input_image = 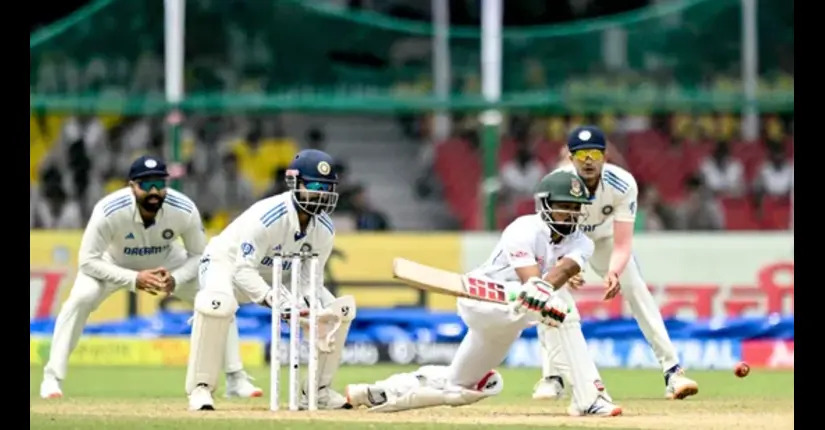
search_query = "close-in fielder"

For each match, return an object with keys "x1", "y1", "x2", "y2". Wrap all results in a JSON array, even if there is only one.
[
  {"x1": 345, "y1": 170, "x2": 622, "y2": 417},
  {"x1": 533, "y1": 126, "x2": 698, "y2": 401},
  {"x1": 40, "y1": 156, "x2": 261, "y2": 399},
  {"x1": 186, "y1": 149, "x2": 356, "y2": 411}
]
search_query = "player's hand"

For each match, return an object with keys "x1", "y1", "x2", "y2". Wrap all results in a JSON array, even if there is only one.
[
  {"x1": 603, "y1": 272, "x2": 621, "y2": 300},
  {"x1": 153, "y1": 268, "x2": 176, "y2": 295},
  {"x1": 136, "y1": 269, "x2": 166, "y2": 295},
  {"x1": 510, "y1": 277, "x2": 561, "y2": 324},
  {"x1": 568, "y1": 273, "x2": 585, "y2": 290},
  {"x1": 539, "y1": 295, "x2": 567, "y2": 327}
]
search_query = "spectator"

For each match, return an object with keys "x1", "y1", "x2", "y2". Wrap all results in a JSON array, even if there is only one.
[
  {"x1": 675, "y1": 175, "x2": 725, "y2": 230},
  {"x1": 350, "y1": 185, "x2": 390, "y2": 231},
  {"x1": 753, "y1": 141, "x2": 793, "y2": 198},
  {"x1": 635, "y1": 183, "x2": 677, "y2": 231},
  {"x1": 231, "y1": 117, "x2": 298, "y2": 194},
  {"x1": 32, "y1": 166, "x2": 83, "y2": 229},
  {"x1": 698, "y1": 140, "x2": 745, "y2": 196},
  {"x1": 499, "y1": 144, "x2": 546, "y2": 200},
  {"x1": 330, "y1": 161, "x2": 361, "y2": 213},
  {"x1": 261, "y1": 167, "x2": 290, "y2": 199},
  {"x1": 202, "y1": 152, "x2": 256, "y2": 221}
]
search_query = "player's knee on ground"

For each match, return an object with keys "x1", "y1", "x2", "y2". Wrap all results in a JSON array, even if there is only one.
[
  {"x1": 185, "y1": 290, "x2": 238, "y2": 394},
  {"x1": 368, "y1": 368, "x2": 504, "y2": 413}
]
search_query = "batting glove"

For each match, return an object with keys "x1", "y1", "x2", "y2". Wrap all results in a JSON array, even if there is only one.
[{"x1": 509, "y1": 277, "x2": 566, "y2": 327}]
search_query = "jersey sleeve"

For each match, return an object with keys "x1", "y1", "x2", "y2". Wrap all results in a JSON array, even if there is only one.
[
  {"x1": 500, "y1": 219, "x2": 538, "y2": 269},
  {"x1": 170, "y1": 207, "x2": 207, "y2": 287},
  {"x1": 562, "y1": 233, "x2": 595, "y2": 271},
  {"x1": 231, "y1": 216, "x2": 275, "y2": 304},
  {"x1": 77, "y1": 206, "x2": 139, "y2": 289},
  {"x1": 613, "y1": 172, "x2": 639, "y2": 223}
]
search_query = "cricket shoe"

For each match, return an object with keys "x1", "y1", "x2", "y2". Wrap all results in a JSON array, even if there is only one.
[
  {"x1": 40, "y1": 376, "x2": 63, "y2": 399},
  {"x1": 532, "y1": 376, "x2": 565, "y2": 400},
  {"x1": 299, "y1": 384, "x2": 353, "y2": 410},
  {"x1": 346, "y1": 384, "x2": 388, "y2": 408},
  {"x1": 665, "y1": 367, "x2": 699, "y2": 400},
  {"x1": 224, "y1": 370, "x2": 263, "y2": 398},
  {"x1": 189, "y1": 384, "x2": 215, "y2": 411},
  {"x1": 567, "y1": 395, "x2": 622, "y2": 417}
]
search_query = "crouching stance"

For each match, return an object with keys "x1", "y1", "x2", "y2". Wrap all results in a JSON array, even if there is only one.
[
  {"x1": 346, "y1": 171, "x2": 621, "y2": 417},
  {"x1": 186, "y1": 149, "x2": 355, "y2": 411}
]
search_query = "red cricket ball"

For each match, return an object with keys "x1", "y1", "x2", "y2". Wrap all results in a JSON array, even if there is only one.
[{"x1": 734, "y1": 361, "x2": 750, "y2": 378}]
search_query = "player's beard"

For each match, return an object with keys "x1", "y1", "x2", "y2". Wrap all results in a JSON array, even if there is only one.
[
  {"x1": 551, "y1": 223, "x2": 575, "y2": 236},
  {"x1": 139, "y1": 194, "x2": 165, "y2": 213}
]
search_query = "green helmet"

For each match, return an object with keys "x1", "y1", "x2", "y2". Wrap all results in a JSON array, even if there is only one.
[{"x1": 533, "y1": 171, "x2": 590, "y2": 236}]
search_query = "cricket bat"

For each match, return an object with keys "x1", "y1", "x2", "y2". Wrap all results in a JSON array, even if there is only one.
[{"x1": 392, "y1": 257, "x2": 508, "y2": 304}]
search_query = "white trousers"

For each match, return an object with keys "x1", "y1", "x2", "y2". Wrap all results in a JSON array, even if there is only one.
[
  {"x1": 447, "y1": 272, "x2": 606, "y2": 410},
  {"x1": 540, "y1": 236, "x2": 680, "y2": 376},
  {"x1": 44, "y1": 249, "x2": 247, "y2": 381}
]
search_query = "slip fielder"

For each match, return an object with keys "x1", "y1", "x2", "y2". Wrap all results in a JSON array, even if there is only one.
[{"x1": 39, "y1": 156, "x2": 261, "y2": 399}]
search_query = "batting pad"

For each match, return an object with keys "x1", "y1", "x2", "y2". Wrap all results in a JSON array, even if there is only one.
[
  {"x1": 185, "y1": 290, "x2": 239, "y2": 394},
  {"x1": 556, "y1": 318, "x2": 606, "y2": 412}
]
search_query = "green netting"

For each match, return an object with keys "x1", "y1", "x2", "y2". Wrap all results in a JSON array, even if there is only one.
[{"x1": 30, "y1": 0, "x2": 793, "y2": 114}]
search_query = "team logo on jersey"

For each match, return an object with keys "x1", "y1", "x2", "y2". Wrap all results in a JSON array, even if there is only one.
[
  {"x1": 162, "y1": 229, "x2": 175, "y2": 239},
  {"x1": 300, "y1": 243, "x2": 313, "y2": 253},
  {"x1": 570, "y1": 179, "x2": 583, "y2": 197},
  {"x1": 629, "y1": 201, "x2": 637, "y2": 215},
  {"x1": 317, "y1": 161, "x2": 331, "y2": 175},
  {"x1": 602, "y1": 205, "x2": 614, "y2": 215},
  {"x1": 241, "y1": 242, "x2": 255, "y2": 257}
]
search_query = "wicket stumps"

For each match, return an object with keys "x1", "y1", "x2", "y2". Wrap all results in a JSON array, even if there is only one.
[{"x1": 269, "y1": 251, "x2": 320, "y2": 412}]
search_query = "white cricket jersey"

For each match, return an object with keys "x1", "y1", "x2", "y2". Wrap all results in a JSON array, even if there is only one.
[
  {"x1": 472, "y1": 214, "x2": 594, "y2": 285},
  {"x1": 203, "y1": 191, "x2": 335, "y2": 304},
  {"x1": 555, "y1": 163, "x2": 639, "y2": 241},
  {"x1": 78, "y1": 187, "x2": 207, "y2": 291}
]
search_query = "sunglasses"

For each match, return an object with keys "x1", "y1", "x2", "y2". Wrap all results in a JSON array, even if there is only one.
[
  {"x1": 305, "y1": 181, "x2": 334, "y2": 192},
  {"x1": 136, "y1": 179, "x2": 167, "y2": 192},
  {"x1": 572, "y1": 149, "x2": 605, "y2": 162}
]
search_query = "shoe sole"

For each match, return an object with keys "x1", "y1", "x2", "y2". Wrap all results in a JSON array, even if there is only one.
[
  {"x1": 671, "y1": 384, "x2": 699, "y2": 400},
  {"x1": 568, "y1": 406, "x2": 622, "y2": 417}
]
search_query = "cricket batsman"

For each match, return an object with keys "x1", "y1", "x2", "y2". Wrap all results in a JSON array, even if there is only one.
[
  {"x1": 39, "y1": 156, "x2": 262, "y2": 399},
  {"x1": 345, "y1": 170, "x2": 622, "y2": 417},
  {"x1": 532, "y1": 126, "x2": 699, "y2": 400},
  {"x1": 186, "y1": 149, "x2": 355, "y2": 411}
]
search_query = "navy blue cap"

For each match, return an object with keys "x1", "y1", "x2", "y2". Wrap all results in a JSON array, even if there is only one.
[
  {"x1": 128, "y1": 155, "x2": 169, "y2": 180},
  {"x1": 567, "y1": 125, "x2": 607, "y2": 152}
]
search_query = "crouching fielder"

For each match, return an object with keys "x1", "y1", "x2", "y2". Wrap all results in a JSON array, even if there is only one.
[
  {"x1": 187, "y1": 149, "x2": 355, "y2": 411},
  {"x1": 40, "y1": 156, "x2": 260, "y2": 399},
  {"x1": 534, "y1": 126, "x2": 698, "y2": 401},
  {"x1": 346, "y1": 171, "x2": 621, "y2": 417}
]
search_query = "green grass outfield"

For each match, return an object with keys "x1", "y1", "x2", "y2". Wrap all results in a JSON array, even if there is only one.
[{"x1": 30, "y1": 365, "x2": 793, "y2": 430}]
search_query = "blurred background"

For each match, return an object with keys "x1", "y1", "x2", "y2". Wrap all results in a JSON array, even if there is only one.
[{"x1": 30, "y1": 0, "x2": 793, "y2": 371}]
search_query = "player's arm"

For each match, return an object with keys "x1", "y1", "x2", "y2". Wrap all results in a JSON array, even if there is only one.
[
  {"x1": 609, "y1": 176, "x2": 639, "y2": 278},
  {"x1": 231, "y1": 220, "x2": 276, "y2": 306},
  {"x1": 604, "y1": 174, "x2": 639, "y2": 299},
  {"x1": 78, "y1": 207, "x2": 141, "y2": 290},
  {"x1": 169, "y1": 207, "x2": 208, "y2": 290}
]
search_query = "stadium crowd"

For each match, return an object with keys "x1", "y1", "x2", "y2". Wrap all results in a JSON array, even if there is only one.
[{"x1": 31, "y1": 111, "x2": 792, "y2": 233}]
